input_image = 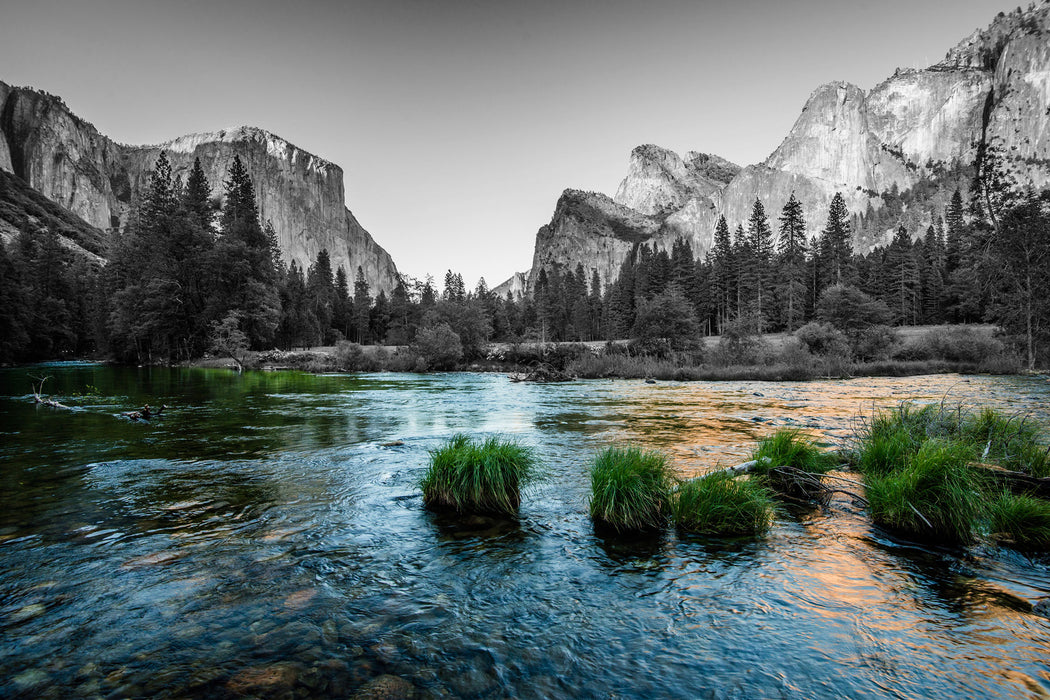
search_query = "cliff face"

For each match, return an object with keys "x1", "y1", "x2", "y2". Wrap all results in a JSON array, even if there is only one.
[
  {"x1": 529, "y1": 189, "x2": 662, "y2": 293},
  {"x1": 0, "y1": 83, "x2": 400, "y2": 293},
  {"x1": 524, "y1": 1, "x2": 1050, "y2": 291}
]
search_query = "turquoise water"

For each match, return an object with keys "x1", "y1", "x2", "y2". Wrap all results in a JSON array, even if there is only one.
[{"x1": 2, "y1": 365, "x2": 1049, "y2": 698}]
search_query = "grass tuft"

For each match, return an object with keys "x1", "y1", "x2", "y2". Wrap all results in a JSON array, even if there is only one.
[
  {"x1": 420, "y1": 434, "x2": 539, "y2": 515},
  {"x1": 589, "y1": 446, "x2": 676, "y2": 532},
  {"x1": 989, "y1": 491, "x2": 1050, "y2": 549},
  {"x1": 673, "y1": 474, "x2": 774, "y2": 536},
  {"x1": 752, "y1": 429, "x2": 836, "y2": 498},
  {"x1": 865, "y1": 440, "x2": 986, "y2": 544}
]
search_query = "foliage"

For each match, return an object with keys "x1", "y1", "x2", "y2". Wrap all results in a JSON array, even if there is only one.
[
  {"x1": 411, "y1": 320, "x2": 463, "y2": 370},
  {"x1": 892, "y1": 326, "x2": 1005, "y2": 363},
  {"x1": 631, "y1": 284, "x2": 700, "y2": 356},
  {"x1": 794, "y1": 322, "x2": 850, "y2": 358},
  {"x1": 751, "y1": 429, "x2": 836, "y2": 498},
  {"x1": 672, "y1": 474, "x2": 774, "y2": 536},
  {"x1": 988, "y1": 492, "x2": 1050, "y2": 549},
  {"x1": 865, "y1": 439, "x2": 987, "y2": 544},
  {"x1": 420, "y1": 434, "x2": 539, "y2": 515},
  {"x1": 853, "y1": 402, "x2": 1050, "y2": 546},
  {"x1": 589, "y1": 446, "x2": 676, "y2": 532}
]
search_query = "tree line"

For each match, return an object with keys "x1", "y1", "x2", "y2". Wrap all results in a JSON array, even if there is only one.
[{"x1": 0, "y1": 148, "x2": 1047, "y2": 368}]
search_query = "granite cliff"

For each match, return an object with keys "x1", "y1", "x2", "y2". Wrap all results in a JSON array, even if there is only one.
[
  {"x1": 523, "y1": 1, "x2": 1050, "y2": 293},
  {"x1": 0, "y1": 83, "x2": 400, "y2": 293}
]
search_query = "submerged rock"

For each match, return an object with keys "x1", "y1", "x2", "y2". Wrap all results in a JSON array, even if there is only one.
[{"x1": 352, "y1": 674, "x2": 416, "y2": 700}]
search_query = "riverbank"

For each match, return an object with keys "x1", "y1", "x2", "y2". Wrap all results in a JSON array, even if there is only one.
[{"x1": 189, "y1": 324, "x2": 1035, "y2": 381}]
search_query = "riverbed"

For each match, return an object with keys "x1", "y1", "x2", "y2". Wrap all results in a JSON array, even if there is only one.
[{"x1": 2, "y1": 365, "x2": 1049, "y2": 698}]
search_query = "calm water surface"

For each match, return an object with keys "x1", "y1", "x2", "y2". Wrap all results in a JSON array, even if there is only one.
[{"x1": 2, "y1": 365, "x2": 1050, "y2": 698}]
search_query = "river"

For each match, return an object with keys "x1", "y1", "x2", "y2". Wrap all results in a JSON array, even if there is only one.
[{"x1": 2, "y1": 365, "x2": 1049, "y2": 698}]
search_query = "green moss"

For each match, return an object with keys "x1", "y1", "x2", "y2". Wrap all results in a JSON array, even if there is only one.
[
  {"x1": 589, "y1": 446, "x2": 675, "y2": 532},
  {"x1": 673, "y1": 474, "x2": 774, "y2": 536},
  {"x1": 420, "y1": 434, "x2": 539, "y2": 515}
]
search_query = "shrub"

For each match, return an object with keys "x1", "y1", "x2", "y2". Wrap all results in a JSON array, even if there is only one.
[
  {"x1": 673, "y1": 474, "x2": 774, "y2": 536},
  {"x1": 894, "y1": 327, "x2": 1005, "y2": 364},
  {"x1": 411, "y1": 322, "x2": 463, "y2": 370},
  {"x1": 420, "y1": 435, "x2": 539, "y2": 515},
  {"x1": 334, "y1": 340, "x2": 366, "y2": 370},
  {"x1": 631, "y1": 285, "x2": 701, "y2": 355},
  {"x1": 589, "y1": 446, "x2": 676, "y2": 532},
  {"x1": 795, "y1": 322, "x2": 850, "y2": 358},
  {"x1": 711, "y1": 314, "x2": 768, "y2": 366},
  {"x1": 852, "y1": 325, "x2": 897, "y2": 361}
]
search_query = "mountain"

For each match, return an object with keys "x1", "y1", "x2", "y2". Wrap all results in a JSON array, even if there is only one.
[
  {"x1": 0, "y1": 81, "x2": 400, "y2": 293},
  {"x1": 522, "y1": 1, "x2": 1050, "y2": 293}
]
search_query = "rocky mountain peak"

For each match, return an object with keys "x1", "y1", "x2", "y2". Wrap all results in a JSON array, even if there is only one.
[
  {"x1": 614, "y1": 144, "x2": 739, "y2": 217},
  {"x1": 0, "y1": 83, "x2": 401, "y2": 293},
  {"x1": 938, "y1": 1, "x2": 1050, "y2": 70}
]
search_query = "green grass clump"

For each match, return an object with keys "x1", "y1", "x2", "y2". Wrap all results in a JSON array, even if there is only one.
[
  {"x1": 865, "y1": 440, "x2": 986, "y2": 544},
  {"x1": 420, "y1": 434, "x2": 538, "y2": 515},
  {"x1": 751, "y1": 429, "x2": 836, "y2": 498},
  {"x1": 989, "y1": 491, "x2": 1050, "y2": 549},
  {"x1": 589, "y1": 446, "x2": 675, "y2": 532},
  {"x1": 673, "y1": 474, "x2": 774, "y2": 536},
  {"x1": 854, "y1": 402, "x2": 1049, "y2": 478}
]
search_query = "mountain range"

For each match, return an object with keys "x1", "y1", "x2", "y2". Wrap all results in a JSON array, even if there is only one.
[
  {"x1": 497, "y1": 1, "x2": 1050, "y2": 298},
  {"x1": 0, "y1": 83, "x2": 400, "y2": 293}
]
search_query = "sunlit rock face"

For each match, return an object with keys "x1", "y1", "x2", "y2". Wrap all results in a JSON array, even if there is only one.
[
  {"x1": 493, "y1": 271, "x2": 529, "y2": 301},
  {"x1": 524, "y1": 1, "x2": 1050, "y2": 291},
  {"x1": 125, "y1": 127, "x2": 399, "y2": 293},
  {"x1": 529, "y1": 189, "x2": 663, "y2": 293},
  {"x1": 0, "y1": 83, "x2": 400, "y2": 293}
]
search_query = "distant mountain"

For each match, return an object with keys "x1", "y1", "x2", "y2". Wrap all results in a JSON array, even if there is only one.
[
  {"x1": 521, "y1": 1, "x2": 1050, "y2": 293},
  {"x1": 0, "y1": 82, "x2": 400, "y2": 292}
]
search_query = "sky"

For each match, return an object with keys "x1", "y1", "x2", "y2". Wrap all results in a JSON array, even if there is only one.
[{"x1": 0, "y1": 0, "x2": 1013, "y2": 288}]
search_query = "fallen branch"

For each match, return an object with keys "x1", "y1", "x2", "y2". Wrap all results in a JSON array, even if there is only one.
[
  {"x1": 29, "y1": 374, "x2": 71, "y2": 410},
  {"x1": 973, "y1": 464, "x2": 1050, "y2": 499}
]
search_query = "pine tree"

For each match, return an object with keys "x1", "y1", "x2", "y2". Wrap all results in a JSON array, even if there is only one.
[
  {"x1": 182, "y1": 157, "x2": 213, "y2": 231},
  {"x1": 353, "y1": 267, "x2": 372, "y2": 344},
  {"x1": 709, "y1": 215, "x2": 733, "y2": 332},
  {"x1": 776, "y1": 193, "x2": 807, "y2": 331},
  {"x1": 820, "y1": 192, "x2": 853, "y2": 288},
  {"x1": 745, "y1": 199, "x2": 774, "y2": 328}
]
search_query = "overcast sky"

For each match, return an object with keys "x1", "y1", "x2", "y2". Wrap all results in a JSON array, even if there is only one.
[{"x1": 0, "y1": 0, "x2": 1010, "y2": 287}]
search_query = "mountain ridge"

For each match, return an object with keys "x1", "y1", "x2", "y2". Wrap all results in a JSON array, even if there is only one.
[
  {"x1": 0, "y1": 82, "x2": 400, "y2": 293},
  {"x1": 514, "y1": 1, "x2": 1050, "y2": 295}
]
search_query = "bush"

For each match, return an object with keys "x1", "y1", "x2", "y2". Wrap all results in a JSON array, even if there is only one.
[
  {"x1": 420, "y1": 435, "x2": 539, "y2": 515},
  {"x1": 411, "y1": 322, "x2": 463, "y2": 370},
  {"x1": 334, "y1": 340, "x2": 366, "y2": 370},
  {"x1": 673, "y1": 474, "x2": 774, "y2": 536},
  {"x1": 711, "y1": 314, "x2": 767, "y2": 366},
  {"x1": 631, "y1": 285, "x2": 701, "y2": 356},
  {"x1": 893, "y1": 327, "x2": 1005, "y2": 364},
  {"x1": 794, "y1": 322, "x2": 850, "y2": 358},
  {"x1": 589, "y1": 446, "x2": 676, "y2": 532},
  {"x1": 852, "y1": 325, "x2": 897, "y2": 361}
]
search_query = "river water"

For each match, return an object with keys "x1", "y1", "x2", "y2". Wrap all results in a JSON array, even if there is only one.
[{"x1": 2, "y1": 365, "x2": 1050, "y2": 698}]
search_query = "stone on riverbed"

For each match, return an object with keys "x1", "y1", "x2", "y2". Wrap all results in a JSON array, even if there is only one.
[{"x1": 352, "y1": 673, "x2": 416, "y2": 699}]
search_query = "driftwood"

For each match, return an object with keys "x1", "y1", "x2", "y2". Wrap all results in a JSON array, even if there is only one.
[
  {"x1": 122, "y1": 404, "x2": 168, "y2": 422},
  {"x1": 509, "y1": 363, "x2": 573, "y2": 383},
  {"x1": 695, "y1": 457, "x2": 868, "y2": 504},
  {"x1": 30, "y1": 375, "x2": 71, "y2": 410},
  {"x1": 974, "y1": 464, "x2": 1050, "y2": 499}
]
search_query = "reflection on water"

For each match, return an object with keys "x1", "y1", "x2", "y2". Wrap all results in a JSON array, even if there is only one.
[{"x1": 1, "y1": 365, "x2": 1050, "y2": 698}]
